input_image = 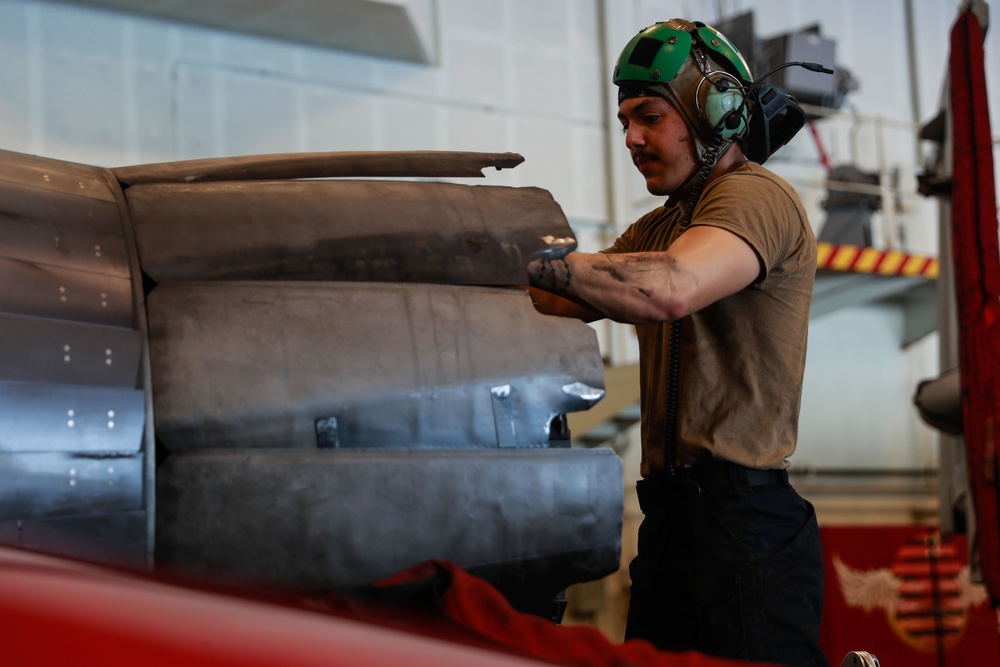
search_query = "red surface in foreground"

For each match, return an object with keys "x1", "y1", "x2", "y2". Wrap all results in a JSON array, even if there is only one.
[
  {"x1": 0, "y1": 547, "x2": 778, "y2": 667},
  {"x1": 0, "y1": 548, "x2": 544, "y2": 667}
]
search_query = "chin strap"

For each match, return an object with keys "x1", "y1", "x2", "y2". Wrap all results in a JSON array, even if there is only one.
[{"x1": 674, "y1": 135, "x2": 725, "y2": 228}]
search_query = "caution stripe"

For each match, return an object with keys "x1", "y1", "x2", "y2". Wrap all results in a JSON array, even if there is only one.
[{"x1": 816, "y1": 242, "x2": 939, "y2": 279}]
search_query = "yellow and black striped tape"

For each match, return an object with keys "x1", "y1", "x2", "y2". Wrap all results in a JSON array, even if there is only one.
[{"x1": 817, "y1": 242, "x2": 939, "y2": 279}]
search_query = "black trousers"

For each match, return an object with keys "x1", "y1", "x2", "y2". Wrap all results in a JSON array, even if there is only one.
[{"x1": 625, "y1": 463, "x2": 830, "y2": 667}]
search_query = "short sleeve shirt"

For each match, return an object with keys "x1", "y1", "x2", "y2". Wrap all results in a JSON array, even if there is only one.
[{"x1": 605, "y1": 161, "x2": 816, "y2": 475}]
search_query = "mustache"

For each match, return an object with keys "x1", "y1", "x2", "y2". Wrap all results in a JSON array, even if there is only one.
[{"x1": 631, "y1": 150, "x2": 657, "y2": 164}]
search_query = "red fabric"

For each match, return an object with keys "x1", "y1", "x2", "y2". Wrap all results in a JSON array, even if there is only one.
[
  {"x1": 949, "y1": 9, "x2": 1000, "y2": 605},
  {"x1": 820, "y1": 526, "x2": 1000, "y2": 665},
  {"x1": 375, "y1": 560, "x2": 780, "y2": 667}
]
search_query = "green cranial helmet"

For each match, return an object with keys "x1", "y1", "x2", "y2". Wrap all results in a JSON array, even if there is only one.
[{"x1": 614, "y1": 19, "x2": 753, "y2": 156}]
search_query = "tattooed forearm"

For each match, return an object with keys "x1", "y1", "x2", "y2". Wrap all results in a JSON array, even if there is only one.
[{"x1": 529, "y1": 257, "x2": 573, "y2": 294}]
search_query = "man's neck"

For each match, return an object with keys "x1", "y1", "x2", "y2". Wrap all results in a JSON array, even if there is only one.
[
  {"x1": 705, "y1": 142, "x2": 748, "y2": 187},
  {"x1": 669, "y1": 142, "x2": 748, "y2": 209}
]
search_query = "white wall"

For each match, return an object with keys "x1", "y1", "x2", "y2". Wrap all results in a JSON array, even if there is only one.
[{"x1": 1, "y1": 0, "x2": 997, "y2": 475}]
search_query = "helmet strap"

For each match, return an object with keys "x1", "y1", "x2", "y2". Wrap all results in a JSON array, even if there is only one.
[{"x1": 676, "y1": 135, "x2": 726, "y2": 228}]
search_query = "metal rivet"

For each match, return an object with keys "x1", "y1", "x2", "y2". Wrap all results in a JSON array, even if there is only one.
[
  {"x1": 712, "y1": 39, "x2": 721, "y2": 47},
  {"x1": 108, "y1": 421, "x2": 115, "y2": 429},
  {"x1": 69, "y1": 479, "x2": 76, "y2": 487},
  {"x1": 650, "y1": 69, "x2": 660, "y2": 80},
  {"x1": 668, "y1": 36, "x2": 678, "y2": 44}
]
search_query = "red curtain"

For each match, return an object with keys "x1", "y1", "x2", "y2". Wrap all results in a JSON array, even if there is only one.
[{"x1": 950, "y1": 8, "x2": 1000, "y2": 605}]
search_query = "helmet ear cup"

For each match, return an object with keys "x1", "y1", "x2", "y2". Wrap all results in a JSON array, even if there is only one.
[{"x1": 703, "y1": 79, "x2": 746, "y2": 140}]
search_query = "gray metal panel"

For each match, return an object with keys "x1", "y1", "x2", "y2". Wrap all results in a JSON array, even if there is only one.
[
  {"x1": 0, "y1": 149, "x2": 120, "y2": 235},
  {"x1": 19, "y1": 511, "x2": 147, "y2": 570},
  {"x1": 0, "y1": 211, "x2": 130, "y2": 278},
  {"x1": 147, "y1": 282, "x2": 604, "y2": 451},
  {"x1": 0, "y1": 382, "x2": 145, "y2": 454},
  {"x1": 128, "y1": 180, "x2": 575, "y2": 284},
  {"x1": 0, "y1": 452, "x2": 143, "y2": 520},
  {"x1": 0, "y1": 314, "x2": 142, "y2": 387},
  {"x1": 0, "y1": 149, "x2": 152, "y2": 569},
  {"x1": 113, "y1": 151, "x2": 525, "y2": 185},
  {"x1": 0, "y1": 257, "x2": 133, "y2": 327},
  {"x1": 156, "y1": 447, "x2": 622, "y2": 589}
]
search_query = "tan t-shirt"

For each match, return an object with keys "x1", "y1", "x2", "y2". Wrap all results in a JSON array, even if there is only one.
[{"x1": 606, "y1": 161, "x2": 816, "y2": 475}]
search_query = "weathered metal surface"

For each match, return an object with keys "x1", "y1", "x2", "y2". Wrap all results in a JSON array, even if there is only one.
[
  {"x1": 0, "y1": 146, "x2": 619, "y2": 604},
  {"x1": 0, "y1": 452, "x2": 143, "y2": 520},
  {"x1": 0, "y1": 148, "x2": 150, "y2": 569},
  {"x1": 127, "y1": 180, "x2": 575, "y2": 284},
  {"x1": 0, "y1": 257, "x2": 134, "y2": 327},
  {"x1": 0, "y1": 151, "x2": 135, "y2": 328},
  {"x1": 16, "y1": 511, "x2": 147, "y2": 570},
  {"x1": 0, "y1": 382, "x2": 145, "y2": 454},
  {"x1": 0, "y1": 211, "x2": 130, "y2": 278},
  {"x1": 113, "y1": 151, "x2": 525, "y2": 185},
  {"x1": 148, "y1": 281, "x2": 604, "y2": 452},
  {"x1": 0, "y1": 314, "x2": 142, "y2": 387},
  {"x1": 0, "y1": 149, "x2": 120, "y2": 235},
  {"x1": 156, "y1": 447, "x2": 622, "y2": 589}
]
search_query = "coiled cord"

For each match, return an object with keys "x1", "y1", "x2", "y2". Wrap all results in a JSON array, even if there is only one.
[{"x1": 663, "y1": 136, "x2": 724, "y2": 476}]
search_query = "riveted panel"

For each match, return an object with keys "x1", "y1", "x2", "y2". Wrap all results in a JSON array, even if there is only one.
[
  {"x1": 0, "y1": 211, "x2": 130, "y2": 278},
  {"x1": 0, "y1": 257, "x2": 133, "y2": 328},
  {"x1": 0, "y1": 452, "x2": 143, "y2": 520},
  {"x1": 0, "y1": 314, "x2": 141, "y2": 388},
  {"x1": 0, "y1": 149, "x2": 119, "y2": 235},
  {"x1": 0, "y1": 382, "x2": 144, "y2": 454}
]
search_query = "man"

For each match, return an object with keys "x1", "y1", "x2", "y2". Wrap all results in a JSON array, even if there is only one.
[{"x1": 528, "y1": 19, "x2": 829, "y2": 667}]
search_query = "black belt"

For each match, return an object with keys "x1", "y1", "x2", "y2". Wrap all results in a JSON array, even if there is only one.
[{"x1": 635, "y1": 462, "x2": 789, "y2": 514}]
